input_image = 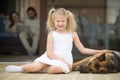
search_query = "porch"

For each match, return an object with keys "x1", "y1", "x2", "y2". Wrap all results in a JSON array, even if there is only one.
[{"x1": 0, "y1": 62, "x2": 120, "y2": 80}]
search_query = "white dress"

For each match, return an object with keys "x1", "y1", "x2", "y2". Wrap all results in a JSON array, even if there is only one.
[{"x1": 34, "y1": 31, "x2": 73, "y2": 73}]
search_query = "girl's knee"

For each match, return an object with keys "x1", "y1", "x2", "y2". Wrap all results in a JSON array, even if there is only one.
[
  {"x1": 22, "y1": 62, "x2": 47, "y2": 72},
  {"x1": 46, "y1": 66, "x2": 63, "y2": 74},
  {"x1": 22, "y1": 65, "x2": 39, "y2": 72}
]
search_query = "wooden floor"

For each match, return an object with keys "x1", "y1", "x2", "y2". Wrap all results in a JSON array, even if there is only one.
[{"x1": 0, "y1": 62, "x2": 120, "y2": 80}]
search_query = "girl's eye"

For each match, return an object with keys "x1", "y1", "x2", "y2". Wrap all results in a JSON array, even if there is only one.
[
  {"x1": 62, "y1": 20, "x2": 65, "y2": 22},
  {"x1": 56, "y1": 20, "x2": 60, "y2": 22}
]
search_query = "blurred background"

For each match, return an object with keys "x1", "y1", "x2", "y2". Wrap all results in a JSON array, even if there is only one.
[{"x1": 0, "y1": 0, "x2": 120, "y2": 61}]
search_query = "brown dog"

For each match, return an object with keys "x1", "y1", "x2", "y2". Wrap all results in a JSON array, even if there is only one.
[{"x1": 72, "y1": 51, "x2": 120, "y2": 73}]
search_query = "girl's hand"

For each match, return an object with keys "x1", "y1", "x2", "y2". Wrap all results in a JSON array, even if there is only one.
[
  {"x1": 61, "y1": 59, "x2": 72, "y2": 71},
  {"x1": 67, "y1": 64, "x2": 72, "y2": 71},
  {"x1": 98, "y1": 49, "x2": 110, "y2": 53}
]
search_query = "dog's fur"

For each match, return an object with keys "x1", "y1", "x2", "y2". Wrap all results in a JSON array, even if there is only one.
[{"x1": 72, "y1": 51, "x2": 120, "y2": 73}]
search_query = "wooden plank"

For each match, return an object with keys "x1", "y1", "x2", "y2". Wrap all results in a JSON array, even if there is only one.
[
  {"x1": 8, "y1": 73, "x2": 48, "y2": 80},
  {"x1": 76, "y1": 73, "x2": 89, "y2": 80},
  {"x1": 0, "y1": 63, "x2": 120, "y2": 80},
  {"x1": 39, "y1": 0, "x2": 47, "y2": 54},
  {"x1": 39, "y1": 74, "x2": 60, "y2": 80},
  {"x1": 0, "y1": 73, "x2": 19, "y2": 80},
  {"x1": 104, "y1": 73, "x2": 120, "y2": 80},
  {"x1": 92, "y1": 74, "x2": 106, "y2": 80},
  {"x1": 57, "y1": 71, "x2": 79, "y2": 80}
]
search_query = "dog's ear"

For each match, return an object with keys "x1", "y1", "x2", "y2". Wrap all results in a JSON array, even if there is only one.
[{"x1": 99, "y1": 53, "x2": 106, "y2": 61}]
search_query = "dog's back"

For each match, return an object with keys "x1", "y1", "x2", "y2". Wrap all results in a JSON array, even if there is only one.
[{"x1": 73, "y1": 51, "x2": 120, "y2": 73}]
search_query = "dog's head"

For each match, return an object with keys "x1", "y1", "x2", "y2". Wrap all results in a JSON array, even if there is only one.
[{"x1": 78, "y1": 51, "x2": 120, "y2": 73}]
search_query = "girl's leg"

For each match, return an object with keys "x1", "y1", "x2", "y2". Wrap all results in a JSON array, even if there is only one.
[
  {"x1": 45, "y1": 66, "x2": 63, "y2": 74},
  {"x1": 22, "y1": 62, "x2": 48, "y2": 73},
  {"x1": 5, "y1": 62, "x2": 48, "y2": 73}
]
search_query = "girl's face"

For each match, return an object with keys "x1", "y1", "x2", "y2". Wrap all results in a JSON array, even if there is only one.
[{"x1": 54, "y1": 15, "x2": 67, "y2": 32}]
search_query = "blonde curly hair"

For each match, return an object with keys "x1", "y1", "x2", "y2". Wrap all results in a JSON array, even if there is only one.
[{"x1": 46, "y1": 8, "x2": 77, "y2": 33}]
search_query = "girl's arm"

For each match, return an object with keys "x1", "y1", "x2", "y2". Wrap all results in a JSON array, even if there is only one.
[{"x1": 73, "y1": 32, "x2": 109, "y2": 55}]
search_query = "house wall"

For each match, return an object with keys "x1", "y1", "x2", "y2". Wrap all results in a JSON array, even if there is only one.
[
  {"x1": 47, "y1": 0, "x2": 106, "y2": 24},
  {"x1": 16, "y1": 0, "x2": 40, "y2": 18},
  {"x1": 107, "y1": 0, "x2": 120, "y2": 23}
]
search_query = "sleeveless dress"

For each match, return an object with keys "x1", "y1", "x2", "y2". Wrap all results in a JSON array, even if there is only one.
[{"x1": 34, "y1": 31, "x2": 73, "y2": 73}]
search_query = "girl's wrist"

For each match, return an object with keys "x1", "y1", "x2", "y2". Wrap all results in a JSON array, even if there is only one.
[{"x1": 97, "y1": 49, "x2": 109, "y2": 53}]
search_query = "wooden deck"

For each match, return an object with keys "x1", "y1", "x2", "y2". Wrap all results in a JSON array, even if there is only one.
[{"x1": 0, "y1": 62, "x2": 120, "y2": 80}]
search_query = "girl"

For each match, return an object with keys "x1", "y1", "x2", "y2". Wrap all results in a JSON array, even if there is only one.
[{"x1": 5, "y1": 8, "x2": 109, "y2": 74}]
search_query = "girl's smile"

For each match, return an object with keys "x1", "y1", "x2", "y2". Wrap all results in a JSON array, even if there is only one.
[{"x1": 54, "y1": 15, "x2": 67, "y2": 32}]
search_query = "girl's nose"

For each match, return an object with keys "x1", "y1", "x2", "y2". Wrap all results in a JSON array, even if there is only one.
[{"x1": 59, "y1": 22, "x2": 63, "y2": 25}]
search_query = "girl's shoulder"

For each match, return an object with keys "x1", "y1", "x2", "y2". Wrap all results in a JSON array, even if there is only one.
[
  {"x1": 47, "y1": 31, "x2": 55, "y2": 38},
  {"x1": 72, "y1": 31, "x2": 77, "y2": 36},
  {"x1": 48, "y1": 31, "x2": 55, "y2": 35}
]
